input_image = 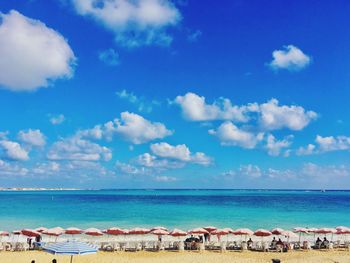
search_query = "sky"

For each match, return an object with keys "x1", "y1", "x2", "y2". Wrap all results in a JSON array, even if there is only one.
[{"x1": 0, "y1": 0, "x2": 350, "y2": 189}]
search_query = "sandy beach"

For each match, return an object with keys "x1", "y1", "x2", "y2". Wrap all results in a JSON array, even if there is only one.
[{"x1": 1, "y1": 250, "x2": 350, "y2": 263}]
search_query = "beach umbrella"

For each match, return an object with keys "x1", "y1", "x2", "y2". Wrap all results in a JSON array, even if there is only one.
[
  {"x1": 315, "y1": 228, "x2": 336, "y2": 234},
  {"x1": 44, "y1": 227, "x2": 65, "y2": 236},
  {"x1": 211, "y1": 228, "x2": 230, "y2": 235},
  {"x1": 0, "y1": 231, "x2": 9, "y2": 242},
  {"x1": 105, "y1": 227, "x2": 128, "y2": 235},
  {"x1": 128, "y1": 227, "x2": 151, "y2": 235},
  {"x1": 151, "y1": 229, "x2": 169, "y2": 235},
  {"x1": 12, "y1": 230, "x2": 21, "y2": 235},
  {"x1": 0, "y1": 231, "x2": 9, "y2": 236},
  {"x1": 170, "y1": 229, "x2": 187, "y2": 237},
  {"x1": 43, "y1": 240, "x2": 97, "y2": 263},
  {"x1": 84, "y1": 228, "x2": 103, "y2": 236},
  {"x1": 21, "y1": 229, "x2": 40, "y2": 237},
  {"x1": 293, "y1": 227, "x2": 309, "y2": 242},
  {"x1": 233, "y1": 228, "x2": 254, "y2": 236},
  {"x1": 65, "y1": 228, "x2": 83, "y2": 235},
  {"x1": 336, "y1": 226, "x2": 350, "y2": 234},
  {"x1": 203, "y1": 226, "x2": 217, "y2": 232},
  {"x1": 36, "y1": 227, "x2": 48, "y2": 233},
  {"x1": 151, "y1": 226, "x2": 168, "y2": 231},
  {"x1": 271, "y1": 228, "x2": 284, "y2": 235},
  {"x1": 188, "y1": 228, "x2": 209, "y2": 235},
  {"x1": 281, "y1": 230, "x2": 298, "y2": 242}
]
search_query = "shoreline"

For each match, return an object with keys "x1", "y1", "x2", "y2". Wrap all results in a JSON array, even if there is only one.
[{"x1": 1, "y1": 250, "x2": 350, "y2": 263}]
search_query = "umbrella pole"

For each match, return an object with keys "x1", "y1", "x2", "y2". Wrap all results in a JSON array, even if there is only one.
[{"x1": 70, "y1": 255, "x2": 73, "y2": 263}]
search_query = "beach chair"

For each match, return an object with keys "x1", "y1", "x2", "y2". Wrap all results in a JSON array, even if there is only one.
[{"x1": 241, "y1": 241, "x2": 248, "y2": 251}]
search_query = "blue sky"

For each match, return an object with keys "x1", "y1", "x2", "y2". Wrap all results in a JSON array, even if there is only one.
[{"x1": 0, "y1": 0, "x2": 350, "y2": 189}]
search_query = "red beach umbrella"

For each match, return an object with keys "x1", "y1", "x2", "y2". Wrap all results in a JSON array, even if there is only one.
[
  {"x1": 21, "y1": 229, "x2": 40, "y2": 237},
  {"x1": 254, "y1": 229, "x2": 272, "y2": 237},
  {"x1": 151, "y1": 229, "x2": 169, "y2": 235},
  {"x1": 271, "y1": 228, "x2": 284, "y2": 235},
  {"x1": 84, "y1": 228, "x2": 103, "y2": 236},
  {"x1": 170, "y1": 229, "x2": 187, "y2": 237},
  {"x1": 315, "y1": 228, "x2": 336, "y2": 234},
  {"x1": 106, "y1": 227, "x2": 128, "y2": 235},
  {"x1": 188, "y1": 228, "x2": 209, "y2": 235},
  {"x1": 335, "y1": 226, "x2": 350, "y2": 234},
  {"x1": 43, "y1": 227, "x2": 64, "y2": 236},
  {"x1": 128, "y1": 228, "x2": 151, "y2": 235},
  {"x1": 203, "y1": 226, "x2": 217, "y2": 232},
  {"x1": 211, "y1": 228, "x2": 230, "y2": 235},
  {"x1": 35, "y1": 227, "x2": 48, "y2": 233},
  {"x1": 151, "y1": 226, "x2": 168, "y2": 231},
  {"x1": 12, "y1": 230, "x2": 21, "y2": 235},
  {"x1": 233, "y1": 228, "x2": 254, "y2": 236},
  {"x1": 0, "y1": 231, "x2": 9, "y2": 236},
  {"x1": 65, "y1": 227, "x2": 83, "y2": 235}
]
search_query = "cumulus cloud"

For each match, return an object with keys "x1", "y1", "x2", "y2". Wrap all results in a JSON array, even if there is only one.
[
  {"x1": 297, "y1": 135, "x2": 350, "y2": 155},
  {"x1": 0, "y1": 159, "x2": 28, "y2": 176},
  {"x1": 99, "y1": 48, "x2": 120, "y2": 66},
  {"x1": 265, "y1": 134, "x2": 293, "y2": 156},
  {"x1": 150, "y1": 142, "x2": 212, "y2": 165},
  {"x1": 0, "y1": 140, "x2": 29, "y2": 161},
  {"x1": 154, "y1": 175, "x2": 177, "y2": 182},
  {"x1": 259, "y1": 99, "x2": 317, "y2": 131},
  {"x1": 71, "y1": 0, "x2": 181, "y2": 48},
  {"x1": 174, "y1": 93, "x2": 317, "y2": 132},
  {"x1": 209, "y1": 122, "x2": 264, "y2": 149},
  {"x1": 50, "y1": 114, "x2": 65, "y2": 125},
  {"x1": 47, "y1": 137, "x2": 112, "y2": 161},
  {"x1": 135, "y1": 152, "x2": 184, "y2": 169},
  {"x1": 105, "y1": 112, "x2": 173, "y2": 144},
  {"x1": 116, "y1": 89, "x2": 160, "y2": 113},
  {"x1": 0, "y1": 10, "x2": 76, "y2": 91},
  {"x1": 17, "y1": 129, "x2": 46, "y2": 147},
  {"x1": 269, "y1": 45, "x2": 311, "y2": 71},
  {"x1": 174, "y1": 92, "x2": 258, "y2": 122}
]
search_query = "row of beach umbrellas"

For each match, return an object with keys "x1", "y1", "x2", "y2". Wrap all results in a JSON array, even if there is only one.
[{"x1": 1, "y1": 226, "x2": 350, "y2": 239}]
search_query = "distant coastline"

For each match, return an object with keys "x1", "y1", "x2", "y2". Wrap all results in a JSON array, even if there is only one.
[{"x1": 0, "y1": 188, "x2": 83, "y2": 191}]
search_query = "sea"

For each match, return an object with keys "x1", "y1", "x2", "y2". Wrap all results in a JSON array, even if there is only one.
[{"x1": 0, "y1": 189, "x2": 349, "y2": 231}]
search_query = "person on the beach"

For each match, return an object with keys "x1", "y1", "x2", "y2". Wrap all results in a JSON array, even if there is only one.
[
  {"x1": 158, "y1": 235, "x2": 162, "y2": 242},
  {"x1": 276, "y1": 238, "x2": 283, "y2": 246},
  {"x1": 204, "y1": 233, "x2": 209, "y2": 242},
  {"x1": 271, "y1": 237, "x2": 277, "y2": 248},
  {"x1": 52, "y1": 259, "x2": 57, "y2": 263},
  {"x1": 247, "y1": 238, "x2": 253, "y2": 248},
  {"x1": 321, "y1": 237, "x2": 329, "y2": 248},
  {"x1": 31, "y1": 260, "x2": 35, "y2": 263}
]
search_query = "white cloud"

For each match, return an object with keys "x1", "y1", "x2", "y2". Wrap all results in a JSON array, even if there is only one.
[
  {"x1": 50, "y1": 114, "x2": 65, "y2": 125},
  {"x1": 187, "y1": 29, "x2": 202, "y2": 42},
  {"x1": 17, "y1": 129, "x2": 46, "y2": 147},
  {"x1": 297, "y1": 135, "x2": 350, "y2": 155},
  {"x1": 99, "y1": 48, "x2": 120, "y2": 66},
  {"x1": 71, "y1": 0, "x2": 181, "y2": 48},
  {"x1": 316, "y1": 135, "x2": 350, "y2": 152},
  {"x1": 259, "y1": 99, "x2": 317, "y2": 131},
  {"x1": 135, "y1": 152, "x2": 184, "y2": 169},
  {"x1": 0, "y1": 140, "x2": 29, "y2": 161},
  {"x1": 154, "y1": 175, "x2": 177, "y2": 182},
  {"x1": 77, "y1": 125, "x2": 104, "y2": 140},
  {"x1": 301, "y1": 162, "x2": 350, "y2": 178},
  {"x1": 116, "y1": 89, "x2": 160, "y2": 113},
  {"x1": 239, "y1": 164, "x2": 262, "y2": 178},
  {"x1": 47, "y1": 137, "x2": 112, "y2": 161},
  {"x1": 0, "y1": 10, "x2": 76, "y2": 91},
  {"x1": 209, "y1": 122, "x2": 264, "y2": 149},
  {"x1": 296, "y1": 144, "x2": 316, "y2": 156},
  {"x1": 265, "y1": 134, "x2": 293, "y2": 156},
  {"x1": 150, "y1": 142, "x2": 212, "y2": 165},
  {"x1": 115, "y1": 161, "x2": 148, "y2": 175},
  {"x1": 269, "y1": 45, "x2": 311, "y2": 71},
  {"x1": 32, "y1": 161, "x2": 60, "y2": 175},
  {"x1": 174, "y1": 92, "x2": 258, "y2": 122},
  {"x1": 0, "y1": 159, "x2": 28, "y2": 176},
  {"x1": 104, "y1": 112, "x2": 172, "y2": 144}
]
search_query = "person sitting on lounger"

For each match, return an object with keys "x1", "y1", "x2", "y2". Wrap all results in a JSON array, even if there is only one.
[
  {"x1": 321, "y1": 237, "x2": 329, "y2": 248},
  {"x1": 276, "y1": 238, "x2": 283, "y2": 246},
  {"x1": 271, "y1": 237, "x2": 277, "y2": 248},
  {"x1": 247, "y1": 238, "x2": 253, "y2": 248}
]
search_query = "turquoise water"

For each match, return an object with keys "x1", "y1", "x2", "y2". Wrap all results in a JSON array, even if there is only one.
[{"x1": 0, "y1": 190, "x2": 349, "y2": 231}]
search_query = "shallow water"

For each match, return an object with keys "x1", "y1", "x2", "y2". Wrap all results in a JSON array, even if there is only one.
[{"x1": 0, "y1": 189, "x2": 349, "y2": 230}]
